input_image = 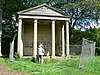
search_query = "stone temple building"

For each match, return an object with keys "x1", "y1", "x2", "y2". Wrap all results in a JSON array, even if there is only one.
[{"x1": 17, "y1": 4, "x2": 70, "y2": 58}]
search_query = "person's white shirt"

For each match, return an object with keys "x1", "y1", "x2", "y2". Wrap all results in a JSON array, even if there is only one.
[{"x1": 38, "y1": 47, "x2": 44, "y2": 55}]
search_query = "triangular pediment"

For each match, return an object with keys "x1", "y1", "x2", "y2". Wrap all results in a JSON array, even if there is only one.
[{"x1": 17, "y1": 4, "x2": 67, "y2": 17}]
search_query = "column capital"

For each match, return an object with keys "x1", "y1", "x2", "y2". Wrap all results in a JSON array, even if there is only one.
[
  {"x1": 34, "y1": 19, "x2": 38, "y2": 23},
  {"x1": 18, "y1": 18, "x2": 22, "y2": 22},
  {"x1": 66, "y1": 21, "x2": 69, "y2": 24},
  {"x1": 51, "y1": 20, "x2": 56, "y2": 23},
  {"x1": 51, "y1": 19, "x2": 56, "y2": 21}
]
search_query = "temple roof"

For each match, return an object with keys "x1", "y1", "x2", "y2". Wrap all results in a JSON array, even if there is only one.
[{"x1": 17, "y1": 4, "x2": 68, "y2": 17}]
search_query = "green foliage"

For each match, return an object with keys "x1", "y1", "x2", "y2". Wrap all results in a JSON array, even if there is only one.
[
  {"x1": 2, "y1": 0, "x2": 26, "y2": 57},
  {"x1": 14, "y1": 52, "x2": 20, "y2": 59},
  {"x1": 1, "y1": 56, "x2": 100, "y2": 75},
  {"x1": 44, "y1": 58, "x2": 59, "y2": 64},
  {"x1": 72, "y1": 27, "x2": 100, "y2": 55},
  {"x1": 48, "y1": 58, "x2": 59, "y2": 63},
  {"x1": 31, "y1": 57, "x2": 39, "y2": 63},
  {"x1": 2, "y1": 24, "x2": 17, "y2": 57}
]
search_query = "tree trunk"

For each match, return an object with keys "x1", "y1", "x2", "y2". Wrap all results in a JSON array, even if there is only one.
[{"x1": 69, "y1": 19, "x2": 77, "y2": 44}]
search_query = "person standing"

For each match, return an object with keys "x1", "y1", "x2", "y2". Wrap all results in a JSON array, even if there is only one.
[{"x1": 38, "y1": 44, "x2": 44, "y2": 64}]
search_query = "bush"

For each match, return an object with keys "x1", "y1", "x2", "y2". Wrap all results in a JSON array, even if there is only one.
[
  {"x1": 31, "y1": 57, "x2": 38, "y2": 63},
  {"x1": 14, "y1": 52, "x2": 20, "y2": 59},
  {"x1": 95, "y1": 47, "x2": 100, "y2": 56}
]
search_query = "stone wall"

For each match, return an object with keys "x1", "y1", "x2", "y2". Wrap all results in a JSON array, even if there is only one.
[{"x1": 22, "y1": 19, "x2": 63, "y2": 56}]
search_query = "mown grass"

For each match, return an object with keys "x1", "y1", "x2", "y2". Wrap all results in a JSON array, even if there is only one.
[{"x1": 0, "y1": 56, "x2": 100, "y2": 75}]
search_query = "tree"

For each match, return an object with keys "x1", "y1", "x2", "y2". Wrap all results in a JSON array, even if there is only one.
[
  {"x1": 53, "y1": 0, "x2": 100, "y2": 44},
  {"x1": 2, "y1": 0, "x2": 100, "y2": 56},
  {"x1": 72, "y1": 27, "x2": 100, "y2": 55},
  {"x1": 2, "y1": 0, "x2": 26, "y2": 56}
]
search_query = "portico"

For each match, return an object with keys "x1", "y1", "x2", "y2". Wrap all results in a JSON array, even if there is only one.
[{"x1": 17, "y1": 4, "x2": 70, "y2": 58}]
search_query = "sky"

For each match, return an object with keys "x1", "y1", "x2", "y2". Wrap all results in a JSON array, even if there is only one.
[{"x1": 74, "y1": 20, "x2": 100, "y2": 31}]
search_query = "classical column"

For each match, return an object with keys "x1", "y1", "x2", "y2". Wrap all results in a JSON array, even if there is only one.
[
  {"x1": 66, "y1": 21, "x2": 69, "y2": 56},
  {"x1": 62, "y1": 25, "x2": 65, "y2": 56},
  {"x1": 18, "y1": 18, "x2": 23, "y2": 57},
  {"x1": 51, "y1": 20, "x2": 55, "y2": 57},
  {"x1": 0, "y1": 37, "x2": 2, "y2": 57},
  {"x1": 0, "y1": 10, "x2": 2, "y2": 57},
  {"x1": 33, "y1": 19, "x2": 37, "y2": 58},
  {"x1": 0, "y1": 26, "x2": 2, "y2": 57}
]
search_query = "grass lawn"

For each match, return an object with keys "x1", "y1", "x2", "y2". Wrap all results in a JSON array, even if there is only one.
[{"x1": 0, "y1": 56, "x2": 100, "y2": 75}]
